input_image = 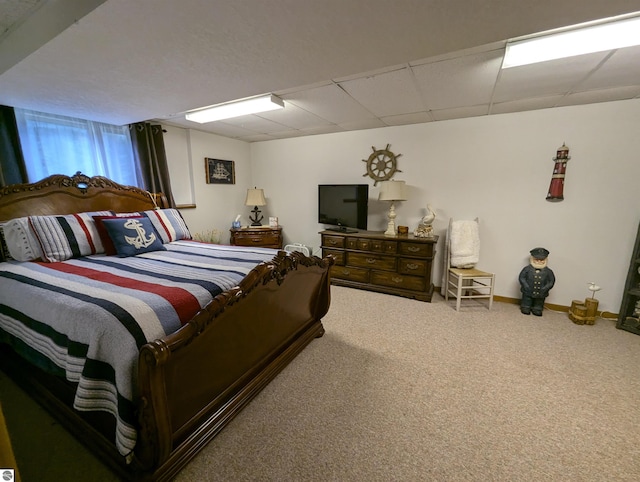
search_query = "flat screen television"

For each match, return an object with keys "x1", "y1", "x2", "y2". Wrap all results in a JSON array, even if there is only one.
[{"x1": 318, "y1": 184, "x2": 369, "y2": 232}]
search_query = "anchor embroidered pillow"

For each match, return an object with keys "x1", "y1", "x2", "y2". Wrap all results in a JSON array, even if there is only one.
[
  {"x1": 93, "y1": 214, "x2": 143, "y2": 255},
  {"x1": 101, "y1": 217, "x2": 166, "y2": 257}
]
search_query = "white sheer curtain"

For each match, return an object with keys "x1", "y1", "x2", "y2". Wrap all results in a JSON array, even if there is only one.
[{"x1": 14, "y1": 108, "x2": 142, "y2": 186}]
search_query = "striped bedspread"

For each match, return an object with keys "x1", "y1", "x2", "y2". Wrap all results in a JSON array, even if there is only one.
[{"x1": 0, "y1": 241, "x2": 278, "y2": 458}]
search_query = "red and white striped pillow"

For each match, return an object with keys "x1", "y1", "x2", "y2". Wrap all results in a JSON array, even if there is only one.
[{"x1": 143, "y1": 209, "x2": 191, "y2": 243}]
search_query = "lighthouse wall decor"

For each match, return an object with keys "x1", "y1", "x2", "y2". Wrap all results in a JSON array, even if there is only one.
[
  {"x1": 205, "y1": 158, "x2": 235, "y2": 184},
  {"x1": 546, "y1": 144, "x2": 570, "y2": 202}
]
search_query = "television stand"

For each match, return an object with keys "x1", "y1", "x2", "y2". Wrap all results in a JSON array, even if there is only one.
[
  {"x1": 326, "y1": 227, "x2": 358, "y2": 233},
  {"x1": 320, "y1": 230, "x2": 438, "y2": 302}
]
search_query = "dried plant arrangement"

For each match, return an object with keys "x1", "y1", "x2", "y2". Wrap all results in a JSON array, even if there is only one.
[{"x1": 192, "y1": 229, "x2": 222, "y2": 244}]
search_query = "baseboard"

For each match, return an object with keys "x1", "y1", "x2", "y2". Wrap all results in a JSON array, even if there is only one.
[{"x1": 435, "y1": 287, "x2": 618, "y2": 319}]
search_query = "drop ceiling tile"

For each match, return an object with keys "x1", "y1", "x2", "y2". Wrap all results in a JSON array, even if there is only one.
[
  {"x1": 339, "y1": 118, "x2": 387, "y2": 131},
  {"x1": 579, "y1": 45, "x2": 640, "y2": 90},
  {"x1": 257, "y1": 101, "x2": 333, "y2": 130},
  {"x1": 282, "y1": 84, "x2": 375, "y2": 124},
  {"x1": 493, "y1": 51, "x2": 609, "y2": 102},
  {"x1": 410, "y1": 41, "x2": 506, "y2": 66},
  {"x1": 490, "y1": 95, "x2": 564, "y2": 114},
  {"x1": 219, "y1": 115, "x2": 290, "y2": 134},
  {"x1": 381, "y1": 112, "x2": 433, "y2": 126},
  {"x1": 556, "y1": 86, "x2": 640, "y2": 106},
  {"x1": 237, "y1": 133, "x2": 275, "y2": 142},
  {"x1": 300, "y1": 125, "x2": 345, "y2": 136},
  {"x1": 192, "y1": 122, "x2": 259, "y2": 139},
  {"x1": 268, "y1": 130, "x2": 309, "y2": 139},
  {"x1": 338, "y1": 67, "x2": 424, "y2": 117},
  {"x1": 412, "y1": 49, "x2": 503, "y2": 110},
  {"x1": 431, "y1": 104, "x2": 489, "y2": 121},
  {"x1": 0, "y1": 0, "x2": 43, "y2": 33},
  {"x1": 334, "y1": 62, "x2": 409, "y2": 83}
]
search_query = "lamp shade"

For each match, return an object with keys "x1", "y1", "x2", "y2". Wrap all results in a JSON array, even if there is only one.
[
  {"x1": 245, "y1": 188, "x2": 266, "y2": 206},
  {"x1": 378, "y1": 180, "x2": 407, "y2": 201}
]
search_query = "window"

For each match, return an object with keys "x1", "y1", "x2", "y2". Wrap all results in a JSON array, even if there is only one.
[{"x1": 14, "y1": 108, "x2": 142, "y2": 186}]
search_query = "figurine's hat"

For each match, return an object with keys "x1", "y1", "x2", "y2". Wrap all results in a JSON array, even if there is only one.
[{"x1": 530, "y1": 247, "x2": 549, "y2": 259}]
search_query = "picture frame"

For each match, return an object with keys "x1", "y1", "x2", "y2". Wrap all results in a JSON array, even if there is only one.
[{"x1": 205, "y1": 158, "x2": 235, "y2": 184}]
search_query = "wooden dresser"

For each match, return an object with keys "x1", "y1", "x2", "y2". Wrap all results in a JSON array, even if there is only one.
[
  {"x1": 320, "y1": 230, "x2": 438, "y2": 302},
  {"x1": 230, "y1": 226, "x2": 283, "y2": 249}
]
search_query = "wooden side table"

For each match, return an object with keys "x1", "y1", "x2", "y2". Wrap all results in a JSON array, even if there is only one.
[{"x1": 230, "y1": 226, "x2": 283, "y2": 249}]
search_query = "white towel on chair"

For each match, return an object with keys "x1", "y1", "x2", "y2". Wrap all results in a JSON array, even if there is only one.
[{"x1": 450, "y1": 220, "x2": 480, "y2": 268}]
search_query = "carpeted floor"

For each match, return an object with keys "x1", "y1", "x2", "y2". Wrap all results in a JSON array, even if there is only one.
[{"x1": 2, "y1": 286, "x2": 640, "y2": 481}]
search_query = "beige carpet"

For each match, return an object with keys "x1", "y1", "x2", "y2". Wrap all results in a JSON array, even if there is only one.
[{"x1": 2, "y1": 286, "x2": 640, "y2": 481}]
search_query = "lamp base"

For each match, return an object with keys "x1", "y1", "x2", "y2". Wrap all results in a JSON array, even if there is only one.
[
  {"x1": 249, "y1": 206, "x2": 263, "y2": 226},
  {"x1": 384, "y1": 202, "x2": 397, "y2": 236},
  {"x1": 384, "y1": 224, "x2": 397, "y2": 236}
]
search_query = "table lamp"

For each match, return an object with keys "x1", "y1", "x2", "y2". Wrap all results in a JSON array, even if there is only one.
[
  {"x1": 245, "y1": 187, "x2": 266, "y2": 226},
  {"x1": 378, "y1": 180, "x2": 407, "y2": 236}
]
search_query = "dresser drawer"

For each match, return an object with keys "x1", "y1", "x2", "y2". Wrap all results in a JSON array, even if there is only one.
[
  {"x1": 322, "y1": 235, "x2": 345, "y2": 248},
  {"x1": 330, "y1": 265, "x2": 369, "y2": 283},
  {"x1": 233, "y1": 232, "x2": 280, "y2": 246},
  {"x1": 399, "y1": 241, "x2": 433, "y2": 257},
  {"x1": 357, "y1": 239, "x2": 398, "y2": 253},
  {"x1": 323, "y1": 249, "x2": 345, "y2": 265},
  {"x1": 348, "y1": 252, "x2": 396, "y2": 271},
  {"x1": 371, "y1": 271, "x2": 426, "y2": 291},
  {"x1": 398, "y1": 258, "x2": 427, "y2": 276}
]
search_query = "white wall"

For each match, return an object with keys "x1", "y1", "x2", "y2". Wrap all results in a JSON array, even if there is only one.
[
  {"x1": 166, "y1": 98, "x2": 640, "y2": 312},
  {"x1": 166, "y1": 128, "x2": 254, "y2": 245}
]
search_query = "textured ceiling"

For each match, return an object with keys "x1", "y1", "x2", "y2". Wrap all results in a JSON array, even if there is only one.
[
  {"x1": 0, "y1": 0, "x2": 40, "y2": 35},
  {"x1": 0, "y1": 0, "x2": 639, "y2": 142}
]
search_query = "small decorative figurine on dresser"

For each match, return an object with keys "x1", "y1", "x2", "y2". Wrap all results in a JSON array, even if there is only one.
[
  {"x1": 519, "y1": 247, "x2": 555, "y2": 316},
  {"x1": 414, "y1": 204, "x2": 436, "y2": 238}
]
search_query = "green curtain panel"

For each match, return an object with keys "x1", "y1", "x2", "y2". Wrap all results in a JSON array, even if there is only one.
[
  {"x1": 129, "y1": 122, "x2": 175, "y2": 207},
  {"x1": 0, "y1": 105, "x2": 28, "y2": 187}
]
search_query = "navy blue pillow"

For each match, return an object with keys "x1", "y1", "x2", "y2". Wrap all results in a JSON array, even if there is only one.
[{"x1": 101, "y1": 217, "x2": 166, "y2": 257}]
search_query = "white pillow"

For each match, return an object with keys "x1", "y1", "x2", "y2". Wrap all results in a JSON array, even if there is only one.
[{"x1": 3, "y1": 216, "x2": 42, "y2": 261}]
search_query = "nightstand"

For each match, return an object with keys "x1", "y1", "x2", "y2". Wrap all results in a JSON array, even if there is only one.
[{"x1": 230, "y1": 226, "x2": 283, "y2": 249}]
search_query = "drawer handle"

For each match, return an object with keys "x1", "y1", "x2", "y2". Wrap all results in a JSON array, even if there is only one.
[
  {"x1": 328, "y1": 240, "x2": 337, "y2": 246},
  {"x1": 366, "y1": 258, "x2": 377, "y2": 264},
  {"x1": 406, "y1": 263, "x2": 419, "y2": 270},
  {"x1": 392, "y1": 276, "x2": 403, "y2": 283},
  {"x1": 341, "y1": 269, "x2": 351, "y2": 275},
  {"x1": 407, "y1": 246, "x2": 420, "y2": 253}
]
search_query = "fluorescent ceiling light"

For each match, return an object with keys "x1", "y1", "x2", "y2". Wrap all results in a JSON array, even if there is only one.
[
  {"x1": 185, "y1": 94, "x2": 284, "y2": 123},
  {"x1": 503, "y1": 14, "x2": 640, "y2": 68}
]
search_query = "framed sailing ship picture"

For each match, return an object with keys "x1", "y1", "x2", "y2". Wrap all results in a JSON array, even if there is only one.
[{"x1": 205, "y1": 158, "x2": 235, "y2": 184}]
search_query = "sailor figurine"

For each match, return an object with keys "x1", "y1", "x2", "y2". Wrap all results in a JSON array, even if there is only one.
[{"x1": 518, "y1": 247, "x2": 555, "y2": 316}]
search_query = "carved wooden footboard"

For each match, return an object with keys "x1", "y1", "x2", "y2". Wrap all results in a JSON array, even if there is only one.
[
  {"x1": 0, "y1": 173, "x2": 334, "y2": 481},
  {"x1": 135, "y1": 251, "x2": 333, "y2": 480}
]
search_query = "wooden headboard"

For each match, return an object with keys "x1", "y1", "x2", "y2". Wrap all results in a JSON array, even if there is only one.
[{"x1": 0, "y1": 172, "x2": 168, "y2": 222}]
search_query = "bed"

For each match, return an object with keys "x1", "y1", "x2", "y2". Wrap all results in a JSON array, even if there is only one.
[{"x1": 0, "y1": 172, "x2": 334, "y2": 481}]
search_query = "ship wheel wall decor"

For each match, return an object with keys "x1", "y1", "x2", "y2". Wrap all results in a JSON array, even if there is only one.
[{"x1": 362, "y1": 144, "x2": 402, "y2": 185}]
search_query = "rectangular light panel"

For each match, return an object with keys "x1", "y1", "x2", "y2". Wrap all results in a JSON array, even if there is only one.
[
  {"x1": 503, "y1": 14, "x2": 640, "y2": 68},
  {"x1": 186, "y1": 94, "x2": 284, "y2": 123}
]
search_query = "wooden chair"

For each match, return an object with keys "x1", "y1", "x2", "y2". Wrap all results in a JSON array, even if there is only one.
[{"x1": 444, "y1": 218, "x2": 495, "y2": 311}]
